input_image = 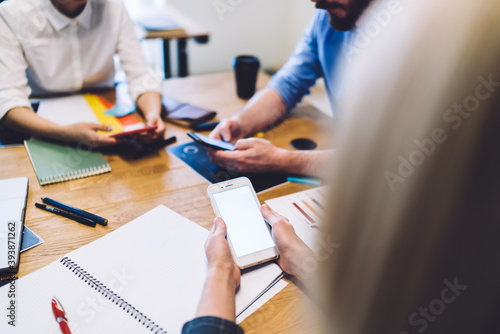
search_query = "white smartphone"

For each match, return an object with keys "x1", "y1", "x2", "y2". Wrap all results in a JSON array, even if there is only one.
[{"x1": 207, "y1": 177, "x2": 279, "y2": 269}]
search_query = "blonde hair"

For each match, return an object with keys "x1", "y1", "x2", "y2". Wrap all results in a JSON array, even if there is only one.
[{"x1": 322, "y1": 0, "x2": 500, "y2": 333}]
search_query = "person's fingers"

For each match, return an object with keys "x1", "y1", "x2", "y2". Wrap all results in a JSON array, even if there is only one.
[
  {"x1": 96, "y1": 137, "x2": 118, "y2": 146},
  {"x1": 156, "y1": 121, "x2": 166, "y2": 134},
  {"x1": 146, "y1": 116, "x2": 166, "y2": 134},
  {"x1": 213, "y1": 217, "x2": 227, "y2": 237},
  {"x1": 233, "y1": 138, "x2": 263, "y2": 150},
  {"x1": 210, "y1": 119, "x2": 230, "y2": 139},
  {"x1": 212, "y1": 149, "x2": 245, "y2": 162},
  {"x1": 209, "y1": 126, "x2": 222, "y2": 140},
  {"x1": 210, "y1": 217, "x2": 218, "y2": 234},
  {"x1": 261, "y1": 204, "x2": 288, "y2": 227},
  {"x1": 220, "y1": 126, "x2": 231, "y2": 142},
  {"x1": 91, "y1": 124, "x2": 114, "y2": 132}
]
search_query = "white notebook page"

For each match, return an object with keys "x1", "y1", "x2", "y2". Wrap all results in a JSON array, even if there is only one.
[
  {"x1": 0, "y1": 206, "x2": 283, "y2": 333},
  {"x1": 37, "y1": 95, "x2": 99, "y2": 126},
  {"x1": 0, "y1": 260, "x2": 148, "y2": 333},
  {"x1": 66, "y1": 205, "x2": 283, "y2": 333}
]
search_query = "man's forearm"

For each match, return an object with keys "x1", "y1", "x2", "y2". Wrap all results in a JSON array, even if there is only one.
[
  {"x1": 276, "y1": 149, "x2": 333, "y2": 177},
  {"x1": 232, "y1": 88, "x2": 287, "y2": 137}
]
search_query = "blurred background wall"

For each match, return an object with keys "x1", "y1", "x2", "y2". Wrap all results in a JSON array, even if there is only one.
[{"x1": 124, "y1": 0, "x2": 316, "y2": 76}]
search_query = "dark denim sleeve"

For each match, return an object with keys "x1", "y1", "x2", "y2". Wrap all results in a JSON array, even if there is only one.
[{"x1": 182, "y1": 316, "x2": 244, "y2": 334}]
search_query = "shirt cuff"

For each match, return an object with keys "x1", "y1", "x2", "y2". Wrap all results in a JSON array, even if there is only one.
[
  {"x1": 182, "y1": 316, "x2": 244, "y2": 334},
  {"x1": 267, "y1": 78, "x2": 297, "y2": 112}
]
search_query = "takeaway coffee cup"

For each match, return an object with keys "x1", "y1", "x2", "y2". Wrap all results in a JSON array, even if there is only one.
[{"x1": 232, "y1": 55, "x2": 260, "y2": 99}]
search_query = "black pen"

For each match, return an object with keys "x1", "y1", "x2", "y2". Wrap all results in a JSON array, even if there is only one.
[
  {"x1": 133, "y1": 135, "x2": 177, "y2": 159},
  {"x1": 35, "y1": 203, "x2": 96, "y2": 228},
  {"x1": 41, "y1": 197, "x2": 107, "y2": 226},
  {"x1": 193, "y1": 121, "x2": 219, "y2": 132}
]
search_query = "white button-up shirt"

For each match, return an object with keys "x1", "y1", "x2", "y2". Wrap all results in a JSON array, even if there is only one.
[{"x1": 0, "y1": 0, "x2": 162, "y2": 120}]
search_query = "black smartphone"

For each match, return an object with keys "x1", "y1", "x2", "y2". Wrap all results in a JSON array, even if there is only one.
[{"x1": 187, "y1": 131, "x2": 234, "y2": 151}]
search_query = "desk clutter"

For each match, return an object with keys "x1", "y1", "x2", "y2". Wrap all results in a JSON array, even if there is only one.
[
  {"x1": 0, "y1": 206, "x2": 285, "y2": 333},
  {"x1": 0, "y1": 70, "x2": 330, "y2": 332}
]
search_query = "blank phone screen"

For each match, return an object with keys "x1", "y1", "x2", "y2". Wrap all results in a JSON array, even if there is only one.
[{"x1": 213, "y1": 186, "x2": 276, "y2": 258}]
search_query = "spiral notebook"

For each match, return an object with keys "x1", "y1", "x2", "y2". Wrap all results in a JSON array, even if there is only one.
[
  {"x1": 0, "y1": 206, "x2": 284, "y2": 333},
  {"x1": 24, "y1": 138, "x2": 111, "y2": 186}
]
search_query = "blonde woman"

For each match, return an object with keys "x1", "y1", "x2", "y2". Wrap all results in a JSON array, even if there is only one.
[{"x1": 184, "y1": 0, "x2": 500, "y2": 333}]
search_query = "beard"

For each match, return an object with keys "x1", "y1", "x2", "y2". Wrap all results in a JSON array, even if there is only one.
[{"x1": 316, "y1": 0, "x2": 373, "y2": 31}]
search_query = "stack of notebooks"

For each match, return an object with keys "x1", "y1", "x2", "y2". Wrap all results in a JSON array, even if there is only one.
[{"x1": 0, "y1": 206, "x2": 284, "y2": 333}]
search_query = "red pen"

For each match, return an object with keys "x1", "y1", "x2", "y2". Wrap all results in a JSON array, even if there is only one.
[{"x1": 51, "y1": 297, "x2": 72, "y2": 334}]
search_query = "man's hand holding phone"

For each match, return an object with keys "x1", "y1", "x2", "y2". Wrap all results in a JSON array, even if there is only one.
[
  {"x1": 210, "y1": 118, "x2": 245, "y2": 144},
  {"x1": 208, "y1": 138, "x2": 287, "y2": 173}
]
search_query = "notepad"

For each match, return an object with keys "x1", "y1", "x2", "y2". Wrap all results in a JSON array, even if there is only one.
[
  {"x1": 25, "y1": 138, "x2": 111, "y2": 186},
  {"x1": 37, "y1": 94, "x2": 152, "y2": 137},
  {"x1": 0, "y1": 206, "x2": 284, "y2": 333}
]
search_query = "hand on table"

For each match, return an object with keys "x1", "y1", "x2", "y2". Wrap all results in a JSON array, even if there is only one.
[{"x1": 208, "y1": 138, "x2": 286, "y2": 173}]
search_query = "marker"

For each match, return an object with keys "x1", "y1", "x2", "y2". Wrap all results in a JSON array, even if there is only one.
[
  {"x1": 41, "y1": 197, "x2": 107, "y2": 226},
  {"x1": 35, "y1": 203, "x2": 96, "y2": 228},
  {"x1": 287, "y1": 176, "x2": 322, "y2": 187}
]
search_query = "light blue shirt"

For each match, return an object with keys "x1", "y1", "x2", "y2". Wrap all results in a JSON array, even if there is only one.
[{"x1": 268, "y1": 10, "x2": 352, "y2": 117}]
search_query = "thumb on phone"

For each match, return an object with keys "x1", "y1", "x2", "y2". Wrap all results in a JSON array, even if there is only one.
[
  {"x1": 220, "y1": 127, "x2": 231, "y2": 142},
  {"x1": 93, "y1": 124, "x2": 113, "y2": 132}
]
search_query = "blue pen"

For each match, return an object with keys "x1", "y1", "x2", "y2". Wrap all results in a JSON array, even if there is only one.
[
  {"x1": 287, "y1": 176, "x2": 322, "y2": 187},
  {"x1": 41, "y1": 197, "x2": 107, "y2": 226}
]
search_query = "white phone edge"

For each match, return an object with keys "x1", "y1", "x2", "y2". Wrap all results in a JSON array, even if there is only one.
[{"x1": 207, "y1": 177, "x2": 279, "y2": 269}]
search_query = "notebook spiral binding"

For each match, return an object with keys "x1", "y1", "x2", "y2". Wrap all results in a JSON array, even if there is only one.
[
  {"x1": 60, "y1": 257, "x2": 167, "y2": 333},
  {"x1": 40, "y1": 164, "x2": 111, "y2": 186}
]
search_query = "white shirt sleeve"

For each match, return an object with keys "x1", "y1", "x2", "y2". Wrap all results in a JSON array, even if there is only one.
[
  {"x1": 116, "y1": 2, "x2": 162, "y2": 103},
  {"x1": 0, "y1": 15, "x2": 32, "y2": 120}
]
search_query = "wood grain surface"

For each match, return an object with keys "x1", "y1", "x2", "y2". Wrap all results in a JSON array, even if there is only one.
[{"x1": 0, "y1": 72, "x2": 333, "y2": 333}]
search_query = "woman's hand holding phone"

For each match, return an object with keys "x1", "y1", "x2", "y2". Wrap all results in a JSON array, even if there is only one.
[
  {"x1": 203, "y1": 204, "x2": 315, "y2": 282},
  {"x1": 205, "y1": 217, "x2": 241, "y2": 289},
  {"x1": 261, "y1": 204, "x2": 315, "y2": 281},
  {"x1": 195, "y1": 218, "x2": 241, "y2": 321}
]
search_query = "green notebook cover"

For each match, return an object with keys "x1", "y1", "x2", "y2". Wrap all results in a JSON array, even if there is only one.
[{"x1": 24, "y1": 139, "x2": 111, "y2": 186}]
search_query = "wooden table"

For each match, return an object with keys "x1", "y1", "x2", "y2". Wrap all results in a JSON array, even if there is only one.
[
  {"x1": 1, "y1": 72, "x2": 333, "y2": 333},
  {"x1": 133, "y1": 4, "x2": 210, "y2": 78}
]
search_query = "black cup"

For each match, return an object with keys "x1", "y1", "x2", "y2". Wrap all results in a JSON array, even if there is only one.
[{"x1": 232, "y1": 55, "x2": 260, "y2": 99}]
